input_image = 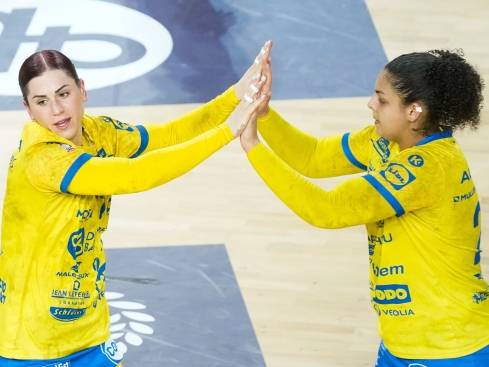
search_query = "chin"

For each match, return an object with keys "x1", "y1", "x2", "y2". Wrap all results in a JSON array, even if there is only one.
[{"x1": 55, "y1": 128, "x2": 79, "y2": 144}]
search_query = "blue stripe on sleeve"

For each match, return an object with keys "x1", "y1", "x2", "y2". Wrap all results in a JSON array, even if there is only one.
[
  {"x1": 474, "y1": 201, "x2": 481, "y2": 227},
  {"x1": 130, "y1": 125, "x2": 149, "y2": 158},
  {"x1": 60, "y1": 153, "x2": 93, "y2": 193},
  {"x1": 363, "y1": 174, "x2": 405, "y2": 216},
  {"x1": 341, "y1": 133, "x2": 368, "y2": 171}
]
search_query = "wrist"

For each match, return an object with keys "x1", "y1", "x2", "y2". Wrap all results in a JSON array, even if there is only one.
[{"x1": 242, "y1": 137, "x2": 260, "y2": 153}]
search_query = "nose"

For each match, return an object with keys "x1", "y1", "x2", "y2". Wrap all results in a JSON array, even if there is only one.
[
  {"x1": 367, "y1": 95, "x2": 376, "y2": 111},
  {"x1": 51, "y1": 99, "x2": 64, "y2": 115}
]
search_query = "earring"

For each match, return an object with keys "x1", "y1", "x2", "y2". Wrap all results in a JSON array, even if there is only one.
[{"x1": 414, "y1": 105, "x2": 423, "y2": 113}]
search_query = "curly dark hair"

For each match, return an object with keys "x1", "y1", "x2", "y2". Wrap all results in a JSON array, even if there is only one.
[{"x1": 384, "y1": 49, "x2": 484, "y2": 133}]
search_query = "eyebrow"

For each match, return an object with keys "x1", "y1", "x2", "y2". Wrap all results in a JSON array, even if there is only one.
[{"x1": 32, "y1": 84, "x2": 69, "y2": 99}]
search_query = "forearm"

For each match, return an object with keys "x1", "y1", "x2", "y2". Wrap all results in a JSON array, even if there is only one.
[
  {"x1": 257, "y1": 109, "x2": 362, "y2": 178},
  {"x1": 247, "y1": 144, "x2": 395, "y2": 228},
  {"x1": 144, "y1": 87, "x2": 239, "y2": 151},
  {"x1": 68, "y1": 124, "x2": 234, "y2": 195}
]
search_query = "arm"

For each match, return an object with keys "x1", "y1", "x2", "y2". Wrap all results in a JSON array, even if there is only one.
[
  {"x1": 70, "y1": 124, "x2": 233, "y2": 195},
  {"x1": 257, "y1": 109, "x2": 373, "y2": 177},
  {"x1": 246, "y1": 143, "x2": 441, "y2": 229},
  {"x1": 143, "y1": 86, "x2": 240, "y2": 151},
  {"x1": 27, "y1": 95, "x2": 266, "y2": 196},
  {"x1": 248, "y1": 49, "x2": 371, "y2": 178}
]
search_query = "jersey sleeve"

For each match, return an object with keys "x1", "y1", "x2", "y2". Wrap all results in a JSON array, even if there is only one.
[
  {"x1": 25, "y1": 143, "x2": 93, "y2": 193},
  {"x1": 257, "y1": 108, "x2": 376, "y2": 178},
  {"x1": 97, "y1": 116, "x2": 149, "y2": 158},
  {"x1": 26, "y1": 124, "x2": 233, "y2": 196},
  {"x1": 246, "y1": 143, "x2": 443, "y2": 228},
  {"x1": 68, "y1": 124, "x2": 233, "y2": 195},
  {"x1": 142, "y1": 86, "x2": 240, "y2": 151}
]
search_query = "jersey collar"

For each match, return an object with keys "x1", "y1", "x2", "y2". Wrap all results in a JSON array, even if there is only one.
[{"x1": 415, "y1": 130, "x2": 453, "y2": 146}]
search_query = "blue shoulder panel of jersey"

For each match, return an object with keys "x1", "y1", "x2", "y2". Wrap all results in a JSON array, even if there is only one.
[
  {"x1": 60, "y1": 153, "x2": 93, "y2": 193},
  {"x1": 341, "y1": 133, "x2": 368, "y2": 171},
  {"x1": 130, "y1": 125, "x2": 149, "y2": 158},
  {"x1": 362, "y1": 174, "x2": 405, "y2": 216}
]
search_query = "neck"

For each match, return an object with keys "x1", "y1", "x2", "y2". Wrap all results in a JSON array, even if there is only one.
[
  {"x1": 397, "y1": 131, "x2": 426, "y2": 151},
  {"x1": 70, "y1": 128, "x2": 83, "y2": 146}
]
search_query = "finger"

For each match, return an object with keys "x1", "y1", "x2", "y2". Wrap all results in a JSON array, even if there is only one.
[
  {"x1": 254, "y1": 40, "x2": 272, "y2": 66},
  {"x1": 243, "y1": 93, "x2": 254, "y2": 104},
  {"x1": 249, "y1": 83, "x2": 260, "y2": 94},
  {"x1": 251, "y1": 72, "x2": 262, "y2": 81},
  {"x1": 261, "y1": 40, "x2": 272, "y2": 62},
  {"x1": 247, "y1": 94, "x2": 268, "y2": 111}
]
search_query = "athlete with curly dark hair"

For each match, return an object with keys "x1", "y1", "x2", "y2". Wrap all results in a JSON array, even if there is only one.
[{"x1": 240, "y1": 49, "x2": 489, "y2": 366}]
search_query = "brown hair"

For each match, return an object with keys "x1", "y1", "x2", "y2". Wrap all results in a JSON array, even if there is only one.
[{"x1": 18, "y1": 50, "x2": 80, "y2": 103}]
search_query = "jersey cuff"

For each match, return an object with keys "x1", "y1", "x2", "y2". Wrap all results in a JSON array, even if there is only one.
[
  {"x1": 341, "y1": 133, "x2": 368, "y2": 171},
  {"x1": 60, "y1": 153, "x2": 93, "y2": 193},
  {"x1": 363, "y1": 174, "x2": 405, "y2": 216},
  {"x1": 130, "y1": 125, "x2": 149, "y2": 158}
]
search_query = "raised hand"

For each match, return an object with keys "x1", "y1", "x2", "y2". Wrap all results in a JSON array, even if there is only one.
[
  {"x1": 226, "y1": 94, "x2": 267, "y2": 138},
  {"x1": 240, "y1": 46, "x2": 273, "y2": 152},
  {"x1": 234, "y1": 40, "x2": 272, "y2": 102}
]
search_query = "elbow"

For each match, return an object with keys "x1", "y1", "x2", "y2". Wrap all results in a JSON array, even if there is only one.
[{"x1": 301, "y1": 214, "x2": 352, "y2": 230}]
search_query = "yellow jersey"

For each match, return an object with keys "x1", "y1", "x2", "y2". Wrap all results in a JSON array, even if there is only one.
[
  {"x1": 0, "y1": 88, "x2": 238, "y2": 359},
  {"x1": 248, "y1": 109, "x2": 489, "y2": 358}
]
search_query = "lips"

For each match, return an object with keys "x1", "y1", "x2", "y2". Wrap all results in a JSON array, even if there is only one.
[{"x1": 54, "y1": 118, "x2": 71, "y2": 130}]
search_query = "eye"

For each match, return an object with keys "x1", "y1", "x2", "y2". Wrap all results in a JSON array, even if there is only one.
[
  {"x1": 59, "y1": 91, "x2": 70, "y2": 98},
  {"x1": 36, "y1": 99, "x2": 48, "y2": 106}
]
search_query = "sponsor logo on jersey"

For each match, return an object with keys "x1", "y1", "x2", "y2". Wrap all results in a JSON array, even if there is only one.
[
  {"x1": 473, "y1": 290, "x2": 489, "y2": 304},
  {"x1": 50, "y1": 306, "x2": 87, "y2": 321},
  {"x1": 101, "y1": 116, "x2": 134, "y2": 131},
  {"x1": 407, "y1": 154, "x2": 424, "y2": 167},
  {"x1": 371, "y1": 263, "x2": 405, "y2": 277},
  {"x1": 76, "y1": 208, "x2": 93, "y2": 220},
  {"x1": 60, "y1": 144, "x2": 75, "y2": 153},
  {"x1": 371, "y1": 284, "x2": 412, "y2": 305},
  {"x1": 92, "y1": 258, "x2": 106, "y2": 308},
  {"x1": 96, "y1": 148, "x2": 107, "y2": 158},
  {"x1": 453, "y1": 187, "x2": 476, "y2": 202},
  {"x1": 101, "y1": 339, "x2": 125, "y2": 364},
  {"x1": 372, "y1": 137, "x2": 390, "y2": 163},
  {"x1": 0, "y1": 278, "x2": 6, "y2": 304},
  {"x1": 368, "y1": 233, "x2": 393, "y2": 246},
  {"x1": 461, "y1": 170, "x2": 472, "y2": 184},
  {"x1": 56, "y1": 271, "x2": 89, "y2": 279},
  {"x1": 380, "y1": 163, "x2": 416, "y2": 190},
  {"x1": 66, "y1": 228, "x2": 97, "y2": 272},
  {"x1": 51, "y1": 289, "x2": 90, "y2": 300},
  {"x1": 44, "y1": 362, "x2": 71, "y2": 367}
]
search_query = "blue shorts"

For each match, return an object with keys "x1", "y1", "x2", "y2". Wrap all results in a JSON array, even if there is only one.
[
  {"x1": 0, "y1": 340, "x2": 124, "y2": 367},
  {"x1": 376, "y1": 342, "x2": 489, "y2": 367}
]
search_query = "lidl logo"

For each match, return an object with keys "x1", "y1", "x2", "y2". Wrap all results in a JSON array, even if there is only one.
[{"x1": 380, "y1": 163, "x2": 415, "y2": 190}]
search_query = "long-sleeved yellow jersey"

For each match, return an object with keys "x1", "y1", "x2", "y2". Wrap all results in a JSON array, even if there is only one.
[
  {"x1": 248, "y1": 109, "x2": 489, "y2": 359},
  {"x1": 0, "y1": 88, "x2": 238, "y2": 359}
]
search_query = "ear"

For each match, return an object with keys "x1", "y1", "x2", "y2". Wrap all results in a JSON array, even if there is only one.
[
  {"x1": 406, "y1": 103, "x2": 423, "y2": 122},
  {"x1": 79, "y1": 79, "x2": 87, "y2": 102},
  {"x1": 23, "y1": 100, "x2": 35, "y2": 121}
]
